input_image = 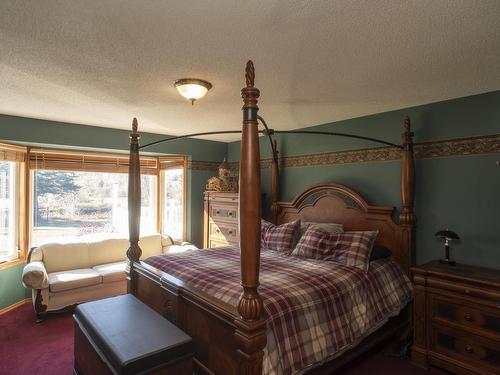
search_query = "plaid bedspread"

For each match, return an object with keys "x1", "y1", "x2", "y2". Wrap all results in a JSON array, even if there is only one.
[{"x1": 145, "y1": 247, "x2": 412, "y2": 375}]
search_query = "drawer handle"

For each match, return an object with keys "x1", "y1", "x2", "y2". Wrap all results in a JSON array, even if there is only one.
[
  {"x1": 215, "y1": 228, "x2": 220, "y2": 233},
  {"x1": 229, "y1": 212, "x2": 233, "y2": 216},
  {"x1": 216, "y1": 210, "x2": 220, "y2": 214},
  {"x1": 228, "y1": 230, "x2": 233, "y2": 235},
  {"x1": 465, "y1": 345, "x2": 473, "y2": 354},
  {"x1": 464, "y1": 314, "x2": 473, "y2": 322}
]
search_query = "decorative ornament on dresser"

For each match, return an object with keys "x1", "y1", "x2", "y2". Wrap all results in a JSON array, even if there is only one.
[{"x1": 205, "y1": 158, "x2": 238, "y2": 192}]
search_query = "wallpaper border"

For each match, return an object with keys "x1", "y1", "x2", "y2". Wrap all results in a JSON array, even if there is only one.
[
  {"x1": 188, "y1": 160, "x2": 220, "y2": 171},
  {"x1": 225, "y1": 133, "x2": 500, "y2": 171}
]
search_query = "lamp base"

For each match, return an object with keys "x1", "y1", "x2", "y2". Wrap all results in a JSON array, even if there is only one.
[{"x1": 439, "y1": 258, "x2": 456, "y2": 266}]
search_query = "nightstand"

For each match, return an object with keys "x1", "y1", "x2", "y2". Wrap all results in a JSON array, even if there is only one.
[{"x1": 411, "y1": 261, "x2": 500, "y2": 375}]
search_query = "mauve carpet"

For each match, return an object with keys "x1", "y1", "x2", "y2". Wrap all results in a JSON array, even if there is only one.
[{"x1": 0, "y1": 302, "x2": 448, "y2": 375}]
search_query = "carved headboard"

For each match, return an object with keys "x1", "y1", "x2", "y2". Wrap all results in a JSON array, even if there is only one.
[{"x1": 277, "y1": 183, "x2": 412, "y2": 275}]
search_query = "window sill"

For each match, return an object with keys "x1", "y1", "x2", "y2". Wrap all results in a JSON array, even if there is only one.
[{"x1": 0, "y1": 258, "x2": 26, "y2": 270}]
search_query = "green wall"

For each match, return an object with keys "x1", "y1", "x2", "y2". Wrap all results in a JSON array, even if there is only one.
[
  {"x1": 0, "y1": 114, "x2": 226, "y2": 310},
  {"x1": 228, "y1": 90, "x2": 500, "y2": 269},
  {"x1": 1, "y1": 90, "x2": 498, "y2": 310},
  {"x1": 0, "y1": 264, "x2": 30, "y2": 310}
]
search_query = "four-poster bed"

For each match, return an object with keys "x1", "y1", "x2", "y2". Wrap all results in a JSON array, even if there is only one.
[{"x1": 126, "y1": 61, "x2": 416, "y2": 374}]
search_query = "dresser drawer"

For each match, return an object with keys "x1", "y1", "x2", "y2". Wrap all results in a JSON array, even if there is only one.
[
  {"x1": 210, "y1": 222, "x2": 238, "y2": 242},
  {"x1": 207, "y1": 194, "x2": 238, "y2": 204},
  {"x1": 430, "y1": 294, "x2": 500, "y2": 340},
  {"x1": 210, "y1": 204, "x2": 237, "y2": 222},
  {"x1": 427, "y1": 277, "x2": 500, "y2": 304},
  {"x1": 430, "y1": 324, "x2": 500, "y2": 374}
]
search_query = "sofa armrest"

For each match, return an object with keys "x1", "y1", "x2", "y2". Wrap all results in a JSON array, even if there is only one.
[
  {"x1": 22, "y1": 261, "x2": 49, "y2": 289},
  {"x1": 27, "y1": 246, "x2": 43, "y2": 263}
]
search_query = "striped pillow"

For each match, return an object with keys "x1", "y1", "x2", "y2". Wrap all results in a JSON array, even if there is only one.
[
  {"x1": 291, "y1": 228, "x2": 378, "y2": 271},
  {"x1": 261, "y1": 219, "x2": 301, "y2": 253}
]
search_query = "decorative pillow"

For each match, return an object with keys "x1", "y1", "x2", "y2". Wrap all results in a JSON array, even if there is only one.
[
  {"x1": 369, "y1": 244, "x2": 392, "y2": 261},
  {"x1": 261, "y1": 219, "x2": 274, "y2": 244},
  {"x1": 300, "y1": 222, "x2": 343, "y2": 235},
  {"x1": 291, "y1": 228, "x2": 378, "y2": 271},
  {"x1": 261, "y1": 219, "x2": 301, "y2": 253},
  {"x1": 289, "y1": 222, "x2": 343, "y2": 249}
]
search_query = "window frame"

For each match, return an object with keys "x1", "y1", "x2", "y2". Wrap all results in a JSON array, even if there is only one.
[
  {"x1": 24, "y1": 147, "x2": 188, "y2": 248},
  {"x1": 28, "y1": 147, "x2": 161, "y2": 247},
  {"x1": 159, "y1": 156, "x2": 187, "y2": 241},
  {"x1": 0, "y1": 144, "x2": 189, "y2": 268},
  {"x1": 0, "y1": 142, "x2": 27, "y2": 269}
]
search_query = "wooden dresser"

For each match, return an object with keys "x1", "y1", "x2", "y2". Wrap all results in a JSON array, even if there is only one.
[
  {"x1": 411, "y1": 261, "x2": 500, "y2": 375},
  {"x1": 203, "y1": 191, "x2": 239, "y2": 248}
]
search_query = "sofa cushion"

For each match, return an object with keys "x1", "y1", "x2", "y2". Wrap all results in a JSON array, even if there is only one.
[
  {"x1": 139, "y1": 234, "x2": 163, "y2": 259},
  {"x1": 93, "y1": 261, "x2": 127, "y2": 283},
  {"x1": 88, "y1": 238, "x2": 129, "y2": 268},
  {"x1": 41, "y1": 242, "x2": 90, "y2": 273},
  {"x1": 49, "y1": 268, "x2": 102, "y2": 293}
]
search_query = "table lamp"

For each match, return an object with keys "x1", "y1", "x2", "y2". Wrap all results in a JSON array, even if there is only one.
[{"x1": 435, "y1": 229, "x2": 460, "y2": 266}]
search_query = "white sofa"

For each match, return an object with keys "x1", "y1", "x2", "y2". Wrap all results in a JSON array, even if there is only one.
[{"x1": 22, "y1": 234, "x2": 196, "y2": 321}]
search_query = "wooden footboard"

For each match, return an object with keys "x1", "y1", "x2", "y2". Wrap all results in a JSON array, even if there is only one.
[
  {"x1": 131, "y1": 260, "x2": 241, "y2": 374},
  {"x1": 131, "y1": 260, "x2": 411, "y2": 375}
]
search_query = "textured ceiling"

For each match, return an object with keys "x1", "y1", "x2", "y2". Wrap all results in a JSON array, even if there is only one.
[{"x1": 1, "y1": 0, "x2": 499, "y2": 142}]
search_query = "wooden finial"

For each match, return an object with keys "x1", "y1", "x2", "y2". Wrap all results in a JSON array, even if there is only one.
[
  {"x1": 130, "y1": 118, "x2": 140, "y2": 144},
  {"x1": 273, "y1": 139, "x2": 279, "y2": 163},
  {"x1": 245, "y1": 60, "x2": 255, "y2": 88},
  {"x1": 402, "y1": 115, "x2": 413, "y2": 147},
  {"x1": 241, "y1": 60, "x2": 259, "y2": 111},
  {"x1": 404, "y1": 115, "x2": 410, "y2": 132},
  {"x1": 132, "y1": 117, "x2": 138, "y2": 135}
]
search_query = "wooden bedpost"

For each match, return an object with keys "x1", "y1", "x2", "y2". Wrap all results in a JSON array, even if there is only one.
[
  {"x1": 399, "y1": 116, "x2": 416, "y2": 275},
  {"x1": 127, "y1": 118, "x2": 142, "y2": 295},
  {"x1": 270, "y1": 139, "x2": 280, "y2": 224},
  {"x1": 235, "y1": 60, "x2": 267, "y2": 374}
]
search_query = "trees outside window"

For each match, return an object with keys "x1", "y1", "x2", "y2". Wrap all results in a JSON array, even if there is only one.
[{"x1": 31, "y1": 170, "x2": 157, "y2": 246}]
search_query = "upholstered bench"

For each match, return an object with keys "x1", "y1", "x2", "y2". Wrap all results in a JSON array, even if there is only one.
[{"x1": 74, "y1": 294, "x2": 193, "y2": 375}]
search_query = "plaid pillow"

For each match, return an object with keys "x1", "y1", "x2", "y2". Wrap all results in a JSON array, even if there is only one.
[
  {"x1": 295, "y1": 222, "x2": 344, "y2": 247},
  {"x1": 261, "y1": 219, "x2": 301, "y2": 253},
  {"x1": 291, "y1": 228, "x2": 378, "y2": 271},
  {"x1": 261, "y1": 219, "x2": 274, "y2": 243}
]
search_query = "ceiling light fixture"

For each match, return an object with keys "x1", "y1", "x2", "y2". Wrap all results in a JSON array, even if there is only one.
[{"x1": 174, "y1": 78, "x2": 212, "y2": 105}]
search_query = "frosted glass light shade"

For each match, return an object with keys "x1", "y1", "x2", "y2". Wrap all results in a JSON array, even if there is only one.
[{"x1": 174, "y1": 78, "x2": 212, "y2": 105}]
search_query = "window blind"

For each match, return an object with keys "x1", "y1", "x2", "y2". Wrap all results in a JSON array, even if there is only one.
[
  {"x1": 29, "y1": 148, "x2": 158, "y2": 175},
  {"x1": 0, "y1": 142, "x2": 27, "y2": 162},
  {"x1": 159, "y1": 156, "x2": 186, "y2": 170}
]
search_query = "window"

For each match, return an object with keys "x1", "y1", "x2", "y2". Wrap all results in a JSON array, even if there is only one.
[
  {"x1": 0, "y1": 162, "x2": 18, "y2": 262},
  {"x1": 0, "y1": 145, "x2": 189, "y2": 264},
  {"x1": 0, "y1": 143, "x2": 26, "y2": 264},
  {"x1": 29, "y1": 149, "x2": 158, "y2": 246},
  {"x1": 160, "y1": 157, "x2": 186, "y2": 240}
]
